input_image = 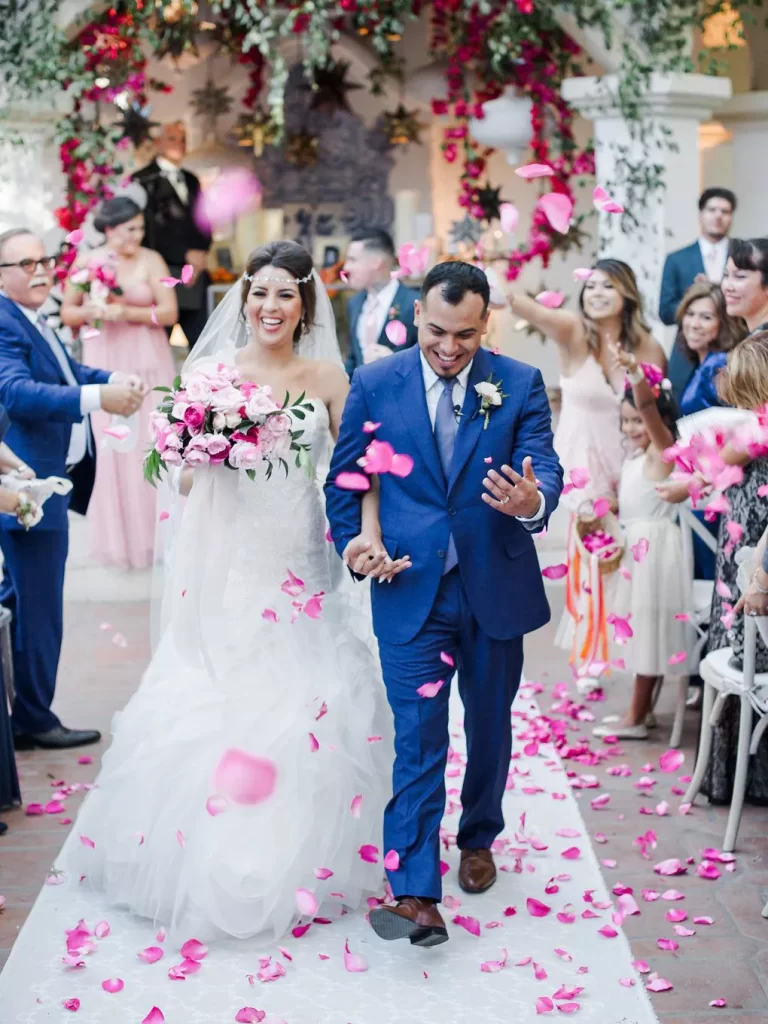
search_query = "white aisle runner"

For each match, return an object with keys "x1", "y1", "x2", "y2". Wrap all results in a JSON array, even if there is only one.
[{"x1": 0, "y1": 687, "x2": 659, "y2": 1024}]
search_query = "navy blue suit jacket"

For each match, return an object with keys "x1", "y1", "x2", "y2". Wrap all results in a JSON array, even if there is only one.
[
  {"x1": 0, "y1": 294, "x2": 110, "y2": 530},
  {"x1": 345, "y1": 283, "x2": 419, "y2": 378},
  {"x1": 659, "y1": 242, "x2": 705, "y2": 326},
  {"x1": 325, "y1": 345, "x2": 563, "y2": 645}
]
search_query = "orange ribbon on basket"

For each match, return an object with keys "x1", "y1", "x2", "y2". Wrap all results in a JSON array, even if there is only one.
[{"x1": 565, "y1": 514, "x2": 609, "y2": 673}]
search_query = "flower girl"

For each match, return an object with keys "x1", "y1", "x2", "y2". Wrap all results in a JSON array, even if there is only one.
[{"x1": 593, "y1": 349, "x2": 691, "y2": 740}]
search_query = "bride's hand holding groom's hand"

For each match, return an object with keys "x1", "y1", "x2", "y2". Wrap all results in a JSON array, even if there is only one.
[{"x1": 342, "y1": 533, "x2": 412, "y2": 583}]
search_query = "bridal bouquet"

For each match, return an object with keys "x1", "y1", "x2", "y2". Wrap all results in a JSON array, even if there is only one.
[{"x1": 143, "y1": 362, "x2": 314, "y2": 484}]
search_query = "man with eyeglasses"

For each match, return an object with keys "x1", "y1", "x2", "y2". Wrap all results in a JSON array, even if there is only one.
[{"x1": 0, "y1": 227, "x2": 146, "y2": 751}]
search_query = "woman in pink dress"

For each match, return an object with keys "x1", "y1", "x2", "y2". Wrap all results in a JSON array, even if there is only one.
[
  {"x1": 508, "y1": 260, "x2": 667, "y2": 671},
  {"x1": 61, "y1": 197, "x2": 178, "y2": 569}
]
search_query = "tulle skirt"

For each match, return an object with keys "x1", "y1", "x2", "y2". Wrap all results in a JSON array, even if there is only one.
[{"x1": 65, "y1": 589, "x2": 394, "y2": 944}]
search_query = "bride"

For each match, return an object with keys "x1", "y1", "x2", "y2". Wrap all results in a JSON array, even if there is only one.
[{"x1": 66, "y1": 241, "x2": 400, "y2": 943}]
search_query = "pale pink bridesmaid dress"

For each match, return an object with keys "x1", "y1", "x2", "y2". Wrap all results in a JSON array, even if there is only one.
[{"x1": 82, "y1": 281, "x2": 176, "y2": 569}]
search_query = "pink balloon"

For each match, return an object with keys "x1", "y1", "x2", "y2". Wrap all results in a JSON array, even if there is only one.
[{"x1": 213, "y1": 749, "x2": 277, "y2": 806}]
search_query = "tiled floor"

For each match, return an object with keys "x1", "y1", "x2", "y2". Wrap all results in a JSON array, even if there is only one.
[{"x1": 2, "y1": 571, "x2": 768, "y2": 1019}]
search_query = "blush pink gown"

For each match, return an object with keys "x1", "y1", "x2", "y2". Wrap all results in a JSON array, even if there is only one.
[{"x1": 83, "y1": 281, "x2": 176, "y2": 570}]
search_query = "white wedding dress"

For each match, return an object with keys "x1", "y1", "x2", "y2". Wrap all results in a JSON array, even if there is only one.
[{"x1": 66, "y1": 396, "x2": 394, "y2": 944}]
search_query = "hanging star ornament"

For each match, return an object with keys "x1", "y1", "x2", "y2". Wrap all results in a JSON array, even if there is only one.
[
  {"x1": 475, "y1": 184, "x2": 503, "y2": 224},
  {"x1": 305, "y1": 61, "x2": 362, "y2": 114},
  {"x1": 233, "y1": 108, "x2": 280, "y2": 158},
  {"x1": 449, "y1": 216, "x2": 484, "y2": 247},
  {"x1": 285, "y1": 132, "x2": 320, "y2": 169},
  {"x1": 383, "y1": 104, "x2": 425, "y2": 146},
  {"x1": 115, "y1": 102, "x2": 159, "y2": 148},
  {"x1": 190, "y1": 78, "x2": 234, "y2": 121}
]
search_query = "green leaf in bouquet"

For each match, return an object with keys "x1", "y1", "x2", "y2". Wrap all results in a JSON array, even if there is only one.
[
  {"x1": 154, "y1": 386, "x2": 173, "y2": 393},
  {"x1": 281, "y1": 390, "x2": 290, "y2": 408},
  {"x1": 173, "y1": 375, "x2": 182, "y2": 391},
  {"x1": 246, "y1": 469, "x2": 256, "y2": 481},
  {"x1": 297, "y1": 446, "x2": 314, "y2": 479},
  {"x1": 292, "y1": 409, "x2": 306, "y2": 420},
  {"x1": 266, "y1": 462, "x2": 274, "y2": 480},
  {"x1": 279, "y1": 458, "x2": 288, "y2": 477},
  {"x1": 291, "y1": 429, "x2": 305, "y2": 440},
  {"x1": 294, "y1": 391, "x2": 306, "y2": 406}
]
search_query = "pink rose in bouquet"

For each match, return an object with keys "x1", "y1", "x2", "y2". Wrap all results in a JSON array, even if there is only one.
[{"x1": 144, "y1": 362, "x2": 314, "y2": 485}]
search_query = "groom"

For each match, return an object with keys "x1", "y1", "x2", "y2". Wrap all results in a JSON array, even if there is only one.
[{"x1": 326, "y1": 261, "x2": 563, "y2": 947}]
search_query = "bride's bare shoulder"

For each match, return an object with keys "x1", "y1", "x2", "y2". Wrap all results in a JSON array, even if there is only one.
[{"x1": 300, "y1": 358, "x2": 348, "y2": 391}]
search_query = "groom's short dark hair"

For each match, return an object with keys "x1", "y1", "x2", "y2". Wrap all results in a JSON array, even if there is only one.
[{"x1": 421, "y1": 261, "x2": 489, "y2": 313}]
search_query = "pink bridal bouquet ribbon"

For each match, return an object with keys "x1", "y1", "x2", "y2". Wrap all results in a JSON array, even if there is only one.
[{"x1": 144, "y1": 362, "x2": 314, "y2": 484}]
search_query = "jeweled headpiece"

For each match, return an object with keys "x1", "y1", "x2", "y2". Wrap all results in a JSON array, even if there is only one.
[{"x1": 243, "y1": 271, "x2": 314, "y2": 284}]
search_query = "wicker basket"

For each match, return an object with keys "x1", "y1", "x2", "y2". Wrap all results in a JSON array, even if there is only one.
[{"x1": 574, "y1": 501, "x2": 625, "y2": 577}]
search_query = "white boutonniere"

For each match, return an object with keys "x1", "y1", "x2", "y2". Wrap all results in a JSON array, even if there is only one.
[{"x1": 474, "y1": 375, "x2": 508, "y2": 429}]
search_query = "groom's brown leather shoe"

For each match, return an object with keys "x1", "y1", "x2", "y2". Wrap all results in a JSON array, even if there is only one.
[
  {"x1": 459, "y1": 849, "x2": 497, "y2": 894},
  {"x1": 369, "y1": 897, "x2": 449, "y2": 947}
]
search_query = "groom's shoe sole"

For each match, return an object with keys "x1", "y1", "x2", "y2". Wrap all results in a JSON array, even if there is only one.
[{"x1": 369, "y1": 907, "x2": 449, "y2": 947}]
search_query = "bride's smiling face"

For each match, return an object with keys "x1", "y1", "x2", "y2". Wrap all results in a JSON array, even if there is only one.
[{"x1": 246, "y1": 266, "x2": 303, "y2": 348}]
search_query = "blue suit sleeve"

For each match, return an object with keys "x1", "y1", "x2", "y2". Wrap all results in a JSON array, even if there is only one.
[
  {"x1": 659, "y1": 255, "x2": 680, "y2": 326},
  {"x1": 510, "y1": 369, "x2": 563, "y2": 534},
  {"x1": 701, "y1": 353, "x2": 728, "y2": 408},
  {"x1": 0, "y1": 324, "x2": 83, "y2": 423},
  {"x1": 72, "y1": 362, "x2": 111, "y2": 387},
  {"x1": 324, "y1": 369, "x2": 370, "y2": 558}
]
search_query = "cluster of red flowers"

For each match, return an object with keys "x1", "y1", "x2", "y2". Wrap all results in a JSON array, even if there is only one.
[{"x1": 55, "y1": 7, "x2": 151, "y2": 233}]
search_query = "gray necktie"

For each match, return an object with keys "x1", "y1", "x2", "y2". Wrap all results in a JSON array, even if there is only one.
[{"x1": 434, "y1": 376, "x2": 459, "y2": 574}]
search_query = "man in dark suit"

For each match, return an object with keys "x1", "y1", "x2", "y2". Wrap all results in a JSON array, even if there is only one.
[
  {"x1": 0, "y1": 228, "x2": 145, "y2": 750},
  {"x1": 342, "y1": 229, "x2": 419, "y2": 378},
  {"x1": 659, "y1": 187, "x2": 737, "y2": 407},
  {"x1": 132, "y1": 122, "x2": 212, "y2": 347}
]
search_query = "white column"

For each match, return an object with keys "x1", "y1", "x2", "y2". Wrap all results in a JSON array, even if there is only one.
[
  {"x1": 0, "y1": 99, "x2": 63, "y2": 242},
  {"x1": 716, "y1": 91, "x2": 768, "y2": 239},
  {"x1": 561, "y1": 73, "x2": 732, "y2": 332}
]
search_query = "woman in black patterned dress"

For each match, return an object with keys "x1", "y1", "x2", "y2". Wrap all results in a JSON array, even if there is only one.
[{"x1": 701, "y1": 240, "x2": 768, "y2": 802}]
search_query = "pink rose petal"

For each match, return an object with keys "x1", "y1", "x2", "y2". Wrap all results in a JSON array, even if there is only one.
[
  {"x1": 102, "y1": 978, "x2": 124, "y2": 993},
  {"x1": 480, "y1": 947, "x2": 509, "y2": 973},
  {"x1": 358, "y1": 844, "x2": 379, "y2": 864},
  {"x1": 573, "y1": 267, "x2": 593, "y2": 281},
  {"x1": 335, "y1": 471, "x2": 371, "y2": 491},
  {"x1": 535, "y1": 290, "x2": 565, "y2": 309},
  {"x1": 417, "y1": 679, "x2": 445, "y2": 698},
  {"x1": 593, "y1": 185, "x2": 625, "y2": 214},
  {"x1": 646, "y1": 977, "x2": 674, "y2": 992},
  {"x1": 195, "y1": 168, "x2": 261, "y2": 232},
  {"x1": 214, "y1": 749, "x2": 277, "y2": 806},
  {"x1": 657, "y1": 938, "x2": 679, "y2": 951},
  {"x1": 384, "y1": 320, "x2": 408, "y2": 346},
  {"x1": 694, "y1": 915, "x2": 714, "y2": 925},
  {"x1": 206, "y1": 794, "x2": 228, "y2": 816},
  {"x1": 500, "y1": 203, "x2": 519, "y2": 233},
  {"x1": 527, "y1": 897, "x2": 551, "y2": 917},
  {"x1": 235, "y1": 1010, "x2": 265, "y2": 1024},
  {"x1": 383, "y1": 850, "x2": 400, "y2": 871},
  {"x1": 390, "y1": 453, "x2": 414, "y2": 478},
  {"x1": 453, "y1": 914, "x2": 481, "y2": 937},
  {"x1": 538, "y1": 193, "x2": 574, "y2": 234},
  {"x1": 295, "y1": 888, "x2": 318, "y2": 917},
  {"x1": 619, "y1": 977, "x2": 636, "y2": 987},
  {"x1": 343, "y1": 938, "x2": 368, "y2": 972},
  {"x1": 535, "y1": 996, "x2": 555, "y2": 1014},
  {"x1": 654, "y1": 858, "x2": 686, "y2": 876},
  {"x1": 142, "y1": 1009, "x2": 165, "y2": 1024},
  {"x1": 314, "y1": 867, "x2": 333, "y2": 880},
  {"x1": 709, "y1": 998, "x2": 727, "y2": 1007},
  {"x1": 542, "y1": 563, "x2": 568, "y2": 580},
  {"x1": 138, "y1": 946, "x2": 164, "y2": 964},
  {"x1": 63, "y1": 998, "x2": 81, "y2": 1011},
  {"x1": 350, "y1": 794, "x2": 362, "y2": 818},
  {"x1": 668, "y1": 651, "x2": 687, "y2": 666},
  {"x1": 515, "y1": 163, "x2": 554, "y2": 179}
]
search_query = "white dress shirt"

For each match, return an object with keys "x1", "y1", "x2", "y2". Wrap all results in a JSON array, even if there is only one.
[
  {"x1": 357, "y1": 278, "x2": 400, "y2": 351},
  {"x1": 698, "y1": 237, "x2": 729, "y2": 283},
  {"x1": 14, "y1": 301, "x2": 105, "y2": 466},
  {"x1": 157, "y1": 155, "x2": 189, "y2": 205},
  {"x1": 418, "y1": 352, "x2": 545, "y2": 522}
]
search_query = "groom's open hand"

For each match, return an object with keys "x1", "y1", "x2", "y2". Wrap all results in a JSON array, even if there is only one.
[
  {"x1": 343, "y1": 534, "x2": 412, "y2": 583},
  {"x1": 482, "y1": 457, "x2": 542, "y2": 518}
]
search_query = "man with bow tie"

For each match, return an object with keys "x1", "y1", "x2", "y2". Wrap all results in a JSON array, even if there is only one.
[
  {"x1": 0, "y1": 227, "x2": 145, "y2": 750},
  {"x1": 132, "y1": 122, "x2": 212, "y2": 347}
]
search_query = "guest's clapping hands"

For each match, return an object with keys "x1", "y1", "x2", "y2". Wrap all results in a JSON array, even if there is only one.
[
  {"x1": 343, "y1": 532, "x2": 412, "y2": 583},
  {"x1": 482, "y1": 457, "x2": 542, "y2": 518}
]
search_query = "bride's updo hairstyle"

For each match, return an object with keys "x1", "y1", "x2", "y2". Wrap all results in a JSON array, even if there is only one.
[
  {"x1": 93, "y1": 196, "x2": 143, "y2": 235},
  {"x1": 241, "y1": 241, "x2": 317, "y2": 344}
]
